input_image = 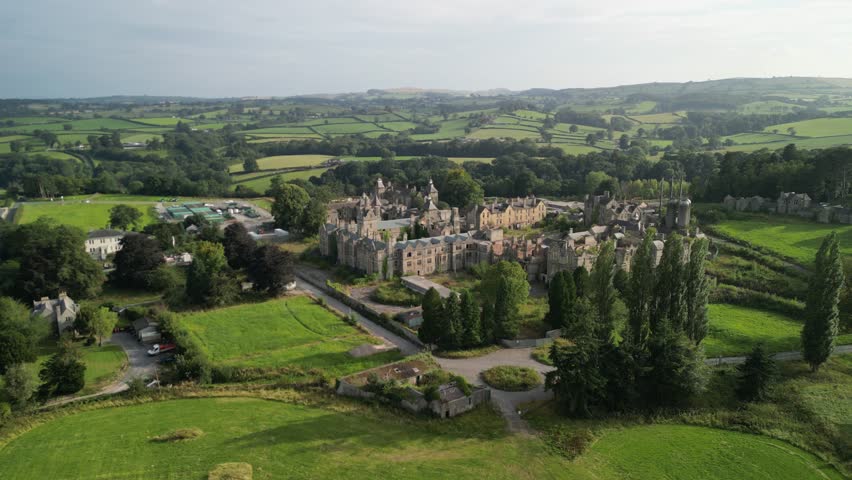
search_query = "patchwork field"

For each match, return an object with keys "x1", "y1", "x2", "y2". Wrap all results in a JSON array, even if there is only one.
[
  {"x1": 179, "y1": 296, "x2": 401, "y2": 375},
  {"x1": 711, "y1": 213, "x2": 852, "y2": 264},
  {"x1": 15, "y1": 201, "x2": 157, "y2": 231}
]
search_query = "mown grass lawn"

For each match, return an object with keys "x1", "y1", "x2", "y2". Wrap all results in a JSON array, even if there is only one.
[
  {"x1": 574, "y1": 424, "x2": 843, "y2": 480},
  {"x1": 0, "y1": 397, "x2": 579, "y2": 479},
  {"x1": 15, "y1": 201, "x2": 156, "y2": 231},
  {"x1": 713, "y1": 213, "x2": 852, "y2": 264},
  {"x1": 180, "y1": 296, "x2": 401, "y2": 375},
  {"x1": 0, "y1": 342, "x2": 128, "y2": 398}
]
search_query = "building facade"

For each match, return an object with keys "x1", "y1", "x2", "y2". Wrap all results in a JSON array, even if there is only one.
[{"x1": 85, "y1": 229, "x2": 125, "y2": 260}]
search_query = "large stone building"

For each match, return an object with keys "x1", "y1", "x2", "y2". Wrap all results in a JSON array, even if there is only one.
[
  {"x1": 321, "y1": 180, "x2": 702, "y2": 284},
  {"x1": 466, "y1": 196, "x2": 547, "y2": 231},
  {"x1": 777, "y1": 192, "x2": 812, "y2": 214},
  {"x1": 320, "y1": 179, "x2": 549, "y2": 279},
  {"x1": 723, "y1": 191, "x2": 852, "y2": 224}
]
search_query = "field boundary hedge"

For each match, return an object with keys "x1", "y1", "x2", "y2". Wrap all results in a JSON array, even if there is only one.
[{"x1": 709, "y1": 284, "x2": 805, "y2": 318}]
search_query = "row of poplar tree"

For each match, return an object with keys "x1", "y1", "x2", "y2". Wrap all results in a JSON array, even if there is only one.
[{"x1": 545, "y1": 230, "x2": 713, "y2": 416}]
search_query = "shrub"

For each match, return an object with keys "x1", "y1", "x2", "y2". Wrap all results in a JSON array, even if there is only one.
[
  {"x1": 710, "y1": 283, "x2": 804, "y2": 318},
  {"x1": 543, "y1": 426, "x2": 596, "y2": 459},
  {"x1": 0, "y1": 402, "x2": 11, "y2": 423},
  {"x1": 371, "y1": 281, "x2": 422, "y2": 307},
  {"x1": 208, "y1": 462, "x2": 253, "y2": 480},
  {"x1": 150, "y1": 427, "x2": 204, "y2": 442},
  {"x1": 125, "y1": 377, "x2": 147, "y2": 398},
  {"x1": 481, "y1": 365, "x2": 542, "y2": 392}
]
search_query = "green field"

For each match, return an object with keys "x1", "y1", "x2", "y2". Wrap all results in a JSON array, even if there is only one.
[
  {"x1": 704, "y1": 304, "x2": 803, "y2": 357},
  {"x1": 764, "y1": 117, "x2": 852, "y2": 137},
  {"x1": 712, "y1": 213, "x2": 852, "y2": 264},
  {"x1": 229, "y1": 154, "x2": 333, "y2": 172},
  {"x1": 76, "y1": 344, "x2": 128, "y2": 393},
  {"x1": 231, "y1": 168, "x2": 329, "y2": 192},
  {"x1": 0, "y1": 396, "x2": 839, "y2": 479},
  {"x1": 180, "y1": 296, "x2": 401, "y2": 375},
  {"x1": 0, "y1": 397, "x2": 578, "y2": 479},
  {"x1": 1, "y1": 342, "x2": 128, "y2": 398},
  {"x1": 572, "y1": 424, "x2": 842, "y2": 480},
  {"x1": 16, "y1": 201, "x2": 157, "y2": 231}
]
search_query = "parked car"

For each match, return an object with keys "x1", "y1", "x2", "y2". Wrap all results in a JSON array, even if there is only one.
[{"x1": 147, "y1": 343, "x2": 176, "y2": 356}]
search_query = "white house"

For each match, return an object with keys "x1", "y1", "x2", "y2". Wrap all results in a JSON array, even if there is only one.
[{"x1": 85, "y1": 229, "x2": 125, "y2": 260}]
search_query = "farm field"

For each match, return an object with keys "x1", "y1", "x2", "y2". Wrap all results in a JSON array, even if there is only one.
[
  {"x1": 711, "y1": 213, "x2": 852, "y2": 264},
  {"x1": 179, "y1": 296, "x2": 401, "y2": 375},
  {"x1": 0, "y1": 396, "x2": 838, "y2": 479},
  {"x1": 15, "y1": 201, "x2": 157, "y2": 231},
  {"x1": 231, "y1": 168, "x2": 329, "y2": 192},
  {"x1": 764, "y1": 117, "x2": 852, "y2": 137},
  {"x1": 0, "y1": 397, "x2": 579, "y2": 480},
  {"x1": 229, "y1": 154, "x2": 333, "y2": 172}
]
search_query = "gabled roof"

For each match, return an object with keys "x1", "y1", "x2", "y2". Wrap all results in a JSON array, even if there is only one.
[{"x1": 87, "y1": 229, "x2": 124, "y2": 239}]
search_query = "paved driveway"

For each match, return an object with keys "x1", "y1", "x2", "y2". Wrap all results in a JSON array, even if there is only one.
[{"x1": 436, "y1": 347, "x2": 555, "y2": 434}]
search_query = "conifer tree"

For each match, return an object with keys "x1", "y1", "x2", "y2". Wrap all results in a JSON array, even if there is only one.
[
  {"x1": 736, "y1": 343, "x2": 777, "y2": 401},
  {"x1": 546, "y1": 272, "x2": 570, "y2": 330},
  {"x1": 418, "y1": 287, "x2": 443, "y2": 347},
  {"x1": 493, "y1": 277, "x2": 519, "y2": 339},
  {"x1": 442, "y1": 292, "x2": 463, "y2": 349},
  {"x1": 685, "y1": 237, "x2": 711, "y2": 345},
  {"x1": 480, "y1": 300, "x2": 496, "y2": 344},
  {"x1": 460, "y1": 289, "x2": 482, "y2": 347},
  {"x1": 627, "y1": 230, "x2": 656, "y2": 347},
  {"x1": 802, "y1": 232, "x2": 844, "y2": 371},
  {"x1": 589, "y1": 241, "x2": 617, "y2": 342},
  {"x1": 653, "y1": 233, "x2": 686, "y2": 334},
  {"x1": 573, "y1": 266, "x2": 590, "y2": 298}
]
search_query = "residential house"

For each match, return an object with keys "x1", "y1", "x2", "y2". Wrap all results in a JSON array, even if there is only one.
[{"x1": 32, "y1": 292, "x2": 78, "y2": 334}]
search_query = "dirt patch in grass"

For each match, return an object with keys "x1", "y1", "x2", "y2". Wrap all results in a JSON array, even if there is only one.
[
  {"x1": 208, "y1": 462, "x2": 252, "y2": 480},
  {"x1": 150, "y1": 427, "x2": 204, "y2": 443}
]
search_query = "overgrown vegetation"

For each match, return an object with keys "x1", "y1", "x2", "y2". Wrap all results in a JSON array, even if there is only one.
[{"x1": 481, "y1": 366, "x2": 542, "y2": 392}]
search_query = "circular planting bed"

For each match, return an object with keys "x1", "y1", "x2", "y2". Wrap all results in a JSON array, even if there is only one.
[{"x1": 481, "y1": 365, "x2": 542, "y2": 391}]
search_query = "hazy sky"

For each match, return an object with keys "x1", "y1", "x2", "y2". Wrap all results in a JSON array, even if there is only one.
[{"x1": 2, "y1": 0, "x2": 851, "y2": 98}]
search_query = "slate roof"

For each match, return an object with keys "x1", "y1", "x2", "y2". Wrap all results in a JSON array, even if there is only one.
[
  {"x1": 378, "y1": 218, "x2": 410, "y2": 230},
  {"x1": 87, "y1": 229, "x2": 124, "y2": 239},
  {"x1": 393, "y1": 232, "x2": 472, "y2": 250}
]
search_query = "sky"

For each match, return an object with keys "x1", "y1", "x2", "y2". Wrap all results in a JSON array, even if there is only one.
[{"x1": 1, "y1": 0, "x2": 851, "y2": 98}]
